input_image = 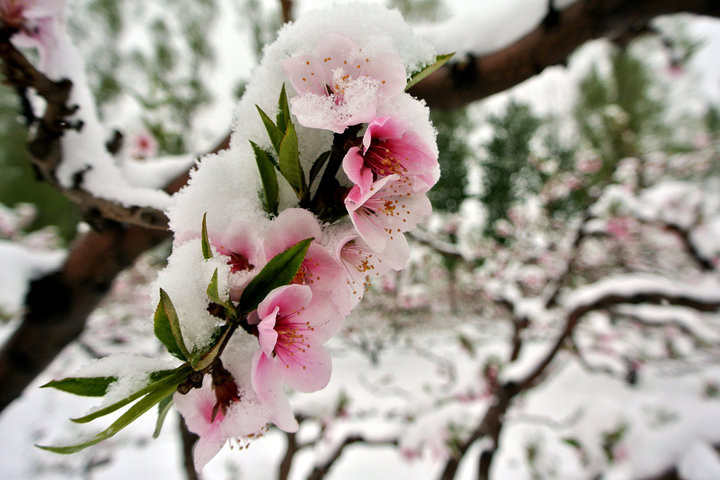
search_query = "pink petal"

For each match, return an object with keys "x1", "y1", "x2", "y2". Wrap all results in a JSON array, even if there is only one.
[
  {"x1": 378, "y1": 233, "x2": 410, "y2": 271},
  {"x1": 342, "y1": 147, "x2": 373, "y2": 192},
  {"x1": 257, "y1": 306, "x2": 279, "y2": 356},
  {"x1": 265, "y1": 208, "x2": 322, "y2": 258},
  {"x1": 278, "y1": 342, "x2": 332, "y2": 393},
  {"x1": 251, "y1": 350, "x2": 282, "y2": 403},
  {"x1": 357, "y1": 52, "x2": 407, "y2": 96},
  {"x1": 282, "y1": 56, "x2": 329, "y2": 96},
  {"x1": 193, "y1": 433, "x2": 226, "y2": 472},
  {"x1": 301, "y1": 244, "x2": 346, "y2": 293},
  {"x1": 268, "y1": 393, "x2": 299, "y2": 433},
  {"x1": 257, "y1": 284, "x2": 313, "y2": 319},
  {"x1": 248, "y1": 352, "x2": 299, "y2": 433}
]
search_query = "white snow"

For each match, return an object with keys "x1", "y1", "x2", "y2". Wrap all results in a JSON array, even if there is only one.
[{"x1": 0, "y1": 240, "x2": 66, "y2": 316}]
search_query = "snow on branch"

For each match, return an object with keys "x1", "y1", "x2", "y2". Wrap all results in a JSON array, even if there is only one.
[
  {"x1": 410, "y1": 0, "x2": 720, "y2": 110},
  {"x1": 514, "y1": 274, "x2": 720, "y2": 392},
  {"x1": 0, "y1": 22, "x2": 190, "y2": 230}
]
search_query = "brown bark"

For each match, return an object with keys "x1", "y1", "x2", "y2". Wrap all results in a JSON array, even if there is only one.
[
  {"x1": 0, "y1": 222, "x2": 170, "y2": 411},
  {"x1": 409, "y1": 0, "x2": 720, "y2": 110},
  {"x1": 179, "y1": 415, "x2": 202, "y2": 480}
]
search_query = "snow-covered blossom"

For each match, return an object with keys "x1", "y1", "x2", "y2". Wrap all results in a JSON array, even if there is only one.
[
  {"x1": 212, "y1": 220, "x2": 265, "y2": 300},
  {"x1": 283, "y1": 32, "x2": 406, "y2": 133},
  {"x1": 343, "y1": 116, "x2": 438, "y2": 193}
]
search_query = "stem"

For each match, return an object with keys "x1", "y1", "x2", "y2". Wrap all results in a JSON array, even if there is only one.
[{"x1": 311, "y1": 125, "x2": 361, "y2": 220}]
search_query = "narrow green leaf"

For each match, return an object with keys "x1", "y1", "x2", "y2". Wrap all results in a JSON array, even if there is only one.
[
  {"x1": 189, "y1": 324, "x2": 232, "y2": 371},
  {"x1": 71, "y1": 366, "x2": 190, "y2": 424},
  {"x1": 308, "y1": 150, "x2": 330, "y2": 189},
  {"x1": 276, "y1": 83, "x2": 290, "y2": 132},
  {"x1": 405, "y1": 53, "x2": 455, "y2": 91},
  {"x1": 41, "y1": 377, "x2": 116, "y2": 397},
  {"x1": 37, "y1": 380, "x2": 179, "y2": 454},
  {"x1": 256, "y1": 105, "x2": 284, "y2": 153},
  {"x1": 152, "y1": 395, "x2": 174, "y2": 438},
  {"x1": 562, "y1": 437, "x2": 583, "y2": 449},
  {"x1": 251, "y1": 140, "x2": 279, "y2": 215},
  {"x1": 201, "y1": 213, "x2": 212, "y2": 260},
  {"x1": 278, "y1": 121, "x2": 307, "y2": 198},
  {"x1": 239, "y1": 238, "x2": 312, "y2": 314},
  {"x1": 206, "y1": 268, "x2": 237, "y2": 319},
  {"x1": 154, "y1": 289, "x2": 190, "y2": 361}
]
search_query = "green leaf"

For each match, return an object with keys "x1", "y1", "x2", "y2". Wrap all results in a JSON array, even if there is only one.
[
  {"x1": 256, "y1": 105, "x2": 284, "y2": 153},
  {"x1": 153, "y1": 289, "x2": 190, "y2": 361},
  {"x1": 239, "y1": 237, "x2": 312, "y2": 314},
  {"x1": 189, "y1": 324, "x2": 232, "y2": 371},
  {"x1": 251, "y1": 140, "x2": 279, "y2": 215},
  {"x1": 41, "y1": 376, "x2": 116, "y2": 397},
  {"x1": 71, "y1": 366, "x2": 190, "y2": 424},
  {"x1": 278, "y1": 121, "x2": 307, "y2": 198},
  {"x1": 562, "y1": 437, "x2": 583, "y2": 450},
  {"x1": 152, "y1": 395, "x2": 174, "y2": 438},
  {"x1": 276, "y1": 83, "x2": 290, "y2": 132},
  {"x1": 405, "y1": 53, "x2": 455, "y2": 91},
  {"x1": 206, "y1": 268, "x2": 237, "y2": 319},
  {"x1": 308, "y1": 150, "x2": 330, "y2": 189},
  {"x1": 201, "y1": 212, "x2": 212, "y2": 260},
  {"x1": 38, "y1": 378, "x2": 180, "y2": 454}
]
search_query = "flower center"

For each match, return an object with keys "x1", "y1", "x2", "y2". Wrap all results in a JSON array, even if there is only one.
[
  {"x1": 364, "y1": 143, "x2": 407, "y2": 178},
  {"x1": 227, "y1": 252, "x2": 254, "y2": 273}
]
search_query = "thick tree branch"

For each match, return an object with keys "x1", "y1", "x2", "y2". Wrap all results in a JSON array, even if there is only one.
[
  {"x1": 0, "y1": 144, "x2": 221, "y2": 414},
  {"x1": 279, "y1": 0, "x2": 293, "y2": 24},
  {"x1": 409, "y1": 0, "x2": 720, "y2": 110},
  {"x1": 0, "y1": 222, "x2": 170, "y2": 411}
]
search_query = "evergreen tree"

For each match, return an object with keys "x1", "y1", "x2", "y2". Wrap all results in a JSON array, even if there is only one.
[{"x1": 479, "y1": 100, "x2": 541, "y2": 239}]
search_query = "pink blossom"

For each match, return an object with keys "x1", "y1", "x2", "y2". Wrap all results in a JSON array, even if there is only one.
[
  {"x1": 282, "y1": 32, "x2": 406, "y2": 133},
  {"x1": 606, "y1": 216, "x2": 634, "y2": 241},
  {"x1": 336, "y1": 232, "x2": 393, "y2": 307},
  {"x1": 345, "y1": 174, "x2": 431, "y2": 256},
  {"x1": 5, "y1": 0, "x2": 64, "y2": 65},
  {"x1": 264, "y1": 208, "x2": 351, "y2": 315},
  {"x1": 173, "y1": 376, "x2": 235, "y2": 471},
  {"x1": 174, "y1": 337, "x2": 299, "y2": 471},
  {"x1": 130, "y1": 130, "x2": 158, "y2": 159},
  {"x1": 173, "y1": 373, "x2": 271, "y2": 472},
  {"x1": 343, "y1": 116, "x2": 438, "y2": 193},
  {"x1": 212, "y1": 220, "x2": 265, "y2": 300},
  {"x1": 250, "y1": 285, "x2": 339, "y2": 405},
  {"x1": 576, "y1": 156, "x2": 602, "y2": 174}
]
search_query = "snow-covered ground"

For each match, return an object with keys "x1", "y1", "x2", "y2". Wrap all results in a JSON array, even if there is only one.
[{"x1": 2, "y1": 308, "x2": 720, "y2": 479}]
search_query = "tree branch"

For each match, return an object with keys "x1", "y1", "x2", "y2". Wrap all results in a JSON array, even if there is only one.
[
  {"x1": 0, "y1": 28, "x2": 171, "y2": 230},
  {"x1": 305, "y1": 435, "x2": 398, "y2": 480},
  {"x1": 437, "y1": 283, "x2": 720, "y2": 480},
  {"x1": 409, "y1": 0, "x2": 720, "y2": 110}
]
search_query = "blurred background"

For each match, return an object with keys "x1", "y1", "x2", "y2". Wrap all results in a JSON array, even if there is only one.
[{"x1": 1, "y1": 1, "x2": 720, "y2": 479}]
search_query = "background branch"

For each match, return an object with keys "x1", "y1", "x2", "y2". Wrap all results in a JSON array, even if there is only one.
[{"x1": 409, "y1": 0, "x2": 720, "y2": 110}]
